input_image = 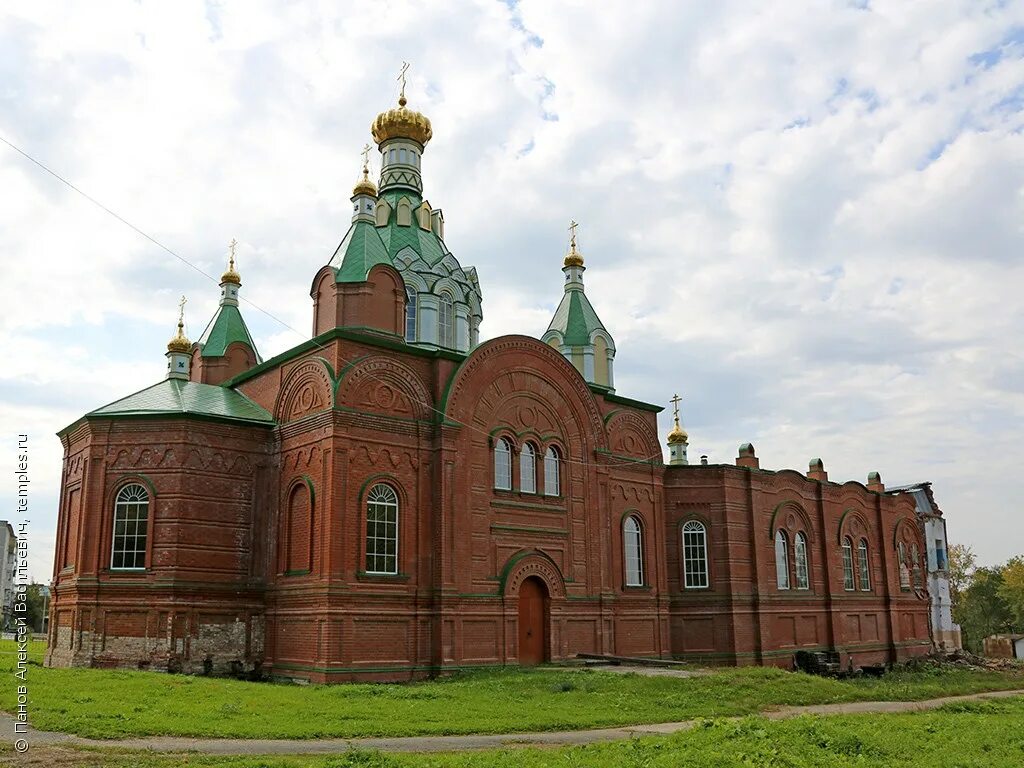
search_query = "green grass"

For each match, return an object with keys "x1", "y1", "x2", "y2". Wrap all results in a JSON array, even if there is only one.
[
  {"x1": 24, "y1": 696, "x2": 1024, "y2": 767},
  {"x1": 4, "y1": 641, "x2": 1022, "y2": 741}
]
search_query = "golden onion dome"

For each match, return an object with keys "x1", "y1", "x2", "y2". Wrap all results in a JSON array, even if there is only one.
[
  {"x1": 167, "y1": 320, "x2": 191, "y2": 354},
  {"x1": 221, "y1": 239, "x2": 241, "y2": 285},
  {"x1": 563, "y1": 242, "x2": 585, "y2": 268},
  {"x1": 352, "y1": 165, "x2": 378, "y2": 198},
  {"x1": 220, "y1": 262, "x2": 241, "y2": 286},
  {"x1": 371, "y1": 95, "x2": 433, "y2": 147},
  {"x1": 667, "y1": 420, "x2": 688, "y2": 445}
]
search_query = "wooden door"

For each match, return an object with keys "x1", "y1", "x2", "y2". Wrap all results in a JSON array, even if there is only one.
[{"x1": 518, "y1": 576, "x2": 548, "y2": 665}]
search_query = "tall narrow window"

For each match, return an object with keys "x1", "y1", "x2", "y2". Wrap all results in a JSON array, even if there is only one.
[
  {"x1": 405, "y1": 286, "x2": 417, "y2": 342},
  {"x1": 439, "y1": 292, "x2": 454, "y2": 348},
  {"x1": 911, "y1": 543, "x2": 922, "y2": 588},
  {"x1": 111, "y1": 484, "x2": 149, "y2": 570},
  {"x1": 682, "y1": 520, "x2": 709, "y2": 588},
  {"x1": 794, "y1": 532, "x2": 809, "y2": 590},
  {"x1": 494, "y1": 437, "x2": 512, "y2": 490},
  {"x1": 623, "y1": 516, "x2": 644, "y2": 587},
  {"x1": 520, "y1": 443, "x2": 536, "y2": 493},
  {"x1": 858, "y1": 539, "x2": 871, "y2": 591},
  {"x1": 365, "y1": 484, "x2": 398, "y2": 574},
  {"x1": 543, "y1": 446, "x2": 560, "y2": 496},
  {"x1": 898, "y1": 541, "x2": 911, "y2": 589},
  {"x1": 775, "y1": 530, "x2": 790, "y2": 590},
  {"x1": 842, "y1": 536, "x2": 855, "y2": 590}
]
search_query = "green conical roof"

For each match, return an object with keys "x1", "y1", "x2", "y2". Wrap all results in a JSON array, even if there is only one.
[
  {"x1": 331, "y1": 220, "x2": 394, "y2": 282},
  {"x1": 546, "y1": 289, "x2": 608, "y2": 347},
  {"x1": 88, "y1": 378, "x2": 274, "y2": 426},
  {"x1": 198, "y1": 303, "x2": 261, "y2": 361}
]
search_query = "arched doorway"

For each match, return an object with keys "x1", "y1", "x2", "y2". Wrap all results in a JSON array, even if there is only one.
[{"x1": 518, "y1": 576, "x2": 549, "y2": 665}]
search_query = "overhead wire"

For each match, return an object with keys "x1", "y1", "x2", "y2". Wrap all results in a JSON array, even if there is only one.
[{"x1": 1, "y1": 133, "x2": 671, "y2": 470}]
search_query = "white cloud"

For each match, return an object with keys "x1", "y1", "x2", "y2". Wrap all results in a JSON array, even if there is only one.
[{"x1": 1, "y1": 0, "x2": 1023, "y2": 573}]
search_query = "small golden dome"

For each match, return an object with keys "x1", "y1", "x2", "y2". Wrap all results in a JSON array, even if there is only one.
[
  {"x1": 667, "y1": 421, "x2": 688, "y2": 445},
  {"x1": 167, "y1": 320, "x2": 191, "y2": 354},
  {"x1": 220, "y1": 265, "x2": 241, "y2": 285},
  {"x1": 352, "y1": 165, "x2": 377, "y2": 198},
  {"x1": 167, "y1": 295, "x2": 191, "y2": 353},
  {"x1": 371, "y1": 96, "x2": 433, "y2": 147},
  {"x1": 221, "y1": 239, "x2": 241, "y2": 285},
  {"x1": 563, "y1": 246, "x2": 585, "y2": 268}
]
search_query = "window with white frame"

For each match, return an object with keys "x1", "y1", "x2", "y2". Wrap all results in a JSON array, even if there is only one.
[
  {"x1": 794, "y1": 532, "x2": 810, "y2": 590},
  {"x1": 365, "y1": 484, "x2": 399, "y2": 574},
  {"x1": 494, "y1": 437, "x2": 512, "y2": 490},
  {"x1": 623, "y1": 515, "x2": 644, "y2": 587},
  {"x1": 842, "y1": 536, "x2": 855, "y2": 590},
  {"x1": 543, "y1": 446, "x2": 560, "y2": 496},
  {"x1": 520, "y1": 443, "x2": 536, "y2": 494},
  {"x1": 858, "y1": 539, "x2": 871, "y2": 591},
  {"x1": 111, "y1": 483, "x2": 149, "y2": 570},
  {"x1": 405, "y1": 286, "x2": 417, "y2": 342},
  {"x1": 682, "y1": 520, "x2": 709, "y2": 588},
  {"x1": 775, "y1": 529, "x2": 790, "y2": 589},
  {"x1": 439, "y1": 292, "x2": 454, "y2": 348}
]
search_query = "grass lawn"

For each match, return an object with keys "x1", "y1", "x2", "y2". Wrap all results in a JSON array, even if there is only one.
[
  {"x1": 2, "y1": 640, "x2": 1022, "y2": 740},
  {"x1": 6, "y1": 696, "x2": 1024, "y2": 767}
]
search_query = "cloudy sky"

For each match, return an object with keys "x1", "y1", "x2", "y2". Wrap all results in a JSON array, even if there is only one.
[{"x1": 2, "y1": 1, "x2": 1023, "y2": 581}]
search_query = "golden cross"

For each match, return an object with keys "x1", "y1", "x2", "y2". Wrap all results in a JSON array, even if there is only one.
[
  {"x1": 361, "y1": 143, "x2": 372, "y2": 168},
  {"x1": 670, "y1": 393, "x2": 682, "y2": 421},
  {"x1": 568, "y1": 219, "x2": 579, "y2": 247},
  {"x1": 228, "y1": 238, "x2": 238, "y2": 269},
  {"x1": 177, "y1": 294, "x2": 187, "y2": 325},
  {"x1": 398, "y1": 61, "x2": 410, "y2": 101}
]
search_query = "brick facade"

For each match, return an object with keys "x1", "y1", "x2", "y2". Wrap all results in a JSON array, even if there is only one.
[{"x1": 47, "y1": 328, "x2": 932, "y2": 681}]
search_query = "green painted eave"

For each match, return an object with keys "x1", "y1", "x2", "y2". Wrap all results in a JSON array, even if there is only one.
[
  {"x1": 331, "y1": 221, "x2": 394, "y2": 283},
  {"x1": 85, "y1": 378, "x2": 275, "y2": 426},
  {"x1": 597, "y1": 388, "x2": 663, "y2": 413},
  {"x1": 222, "y1": 326, "x2": 465, "y2": 389},
  {"x1": 199, "y1": 304, "x2": 261, "y2": 361},
  {"x1": 547, "y1": 289, "x2": 608, "y2": 347}
]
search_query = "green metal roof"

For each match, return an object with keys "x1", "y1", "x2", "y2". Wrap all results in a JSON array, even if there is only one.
[
  {"x1": 376, "y1": 191, "x2": 446, "y2": 266},
  {"x1": 198, "y1": 303, "x2": 262, "y2": 361},
  {"x1": 88, "y1": 378, "x2": 275, "y2": 425},
  {"x1": 546, "y1": 289, "x2": 608, "y2": 347},
  {"x1": 331, "y1": 220, "x2": 394, "y2": 283}
]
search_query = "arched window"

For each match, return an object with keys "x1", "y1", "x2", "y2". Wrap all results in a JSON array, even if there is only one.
[
  {"x1": 623, "y1": 516, "x2": 644, "y2": 587},
  {"x1": 543, "y1": 446, "x2": 560, "y2": 496},
  {"x1": 794, "y1": 532, "x2": 809, "y2": 590},
  {"x1": 858, "y1": 539, "x2": 871, "y2": 591},
  {"x1": 898, "y1": 541, "x2": 911, "y2": 589},
  {"x1": 775, "y1": 530, "x2": 790, "y2": 590},
  {"x1": 404, "y1": 286, "x2": 417, "y2": 342},
  {"x1": 520, "y1": 443, "x2": 536, "y2": 494},
  {"x1": 682, "y1": 520, "x2": 708, "y2": 588},
  {"x1": 286, "y1": 482, "x2": 312, "y2": 573},
  {"x1": 494, "y1": 437, "x2": 512, "y2": 491},
  {"x1": 842, "y1": 536, "x2": 855, "y2": 590},
  {"x1": 365, "y1": 484, "x2": 398, "y2": 574},
  {"x1": 439, "y1": 292, "x2": 454, "y2": 348},
  {"x1": 111, "y1": 483, "x2": 149, "y2": 570}
]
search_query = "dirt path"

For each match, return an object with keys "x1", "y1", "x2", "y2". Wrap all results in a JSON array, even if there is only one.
[{"x1": 1, "y1": 688, "x2": 1021, "y2": 757}]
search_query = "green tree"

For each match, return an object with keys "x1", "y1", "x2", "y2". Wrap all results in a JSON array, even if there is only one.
[
  {"x1": 955, "y1": 566, "x2": 1013, "y2": 653},
  {"x1": 947, "y1": 543, "x2": 976, "y2": 613},
  {"x1": 998, "y1": 557, "x2": 1024, "y2": 628}
]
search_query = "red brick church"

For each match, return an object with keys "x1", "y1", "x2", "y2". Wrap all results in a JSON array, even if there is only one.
[{"x1": 47, "y1": 87, "x2": 934, "y2": 682}]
